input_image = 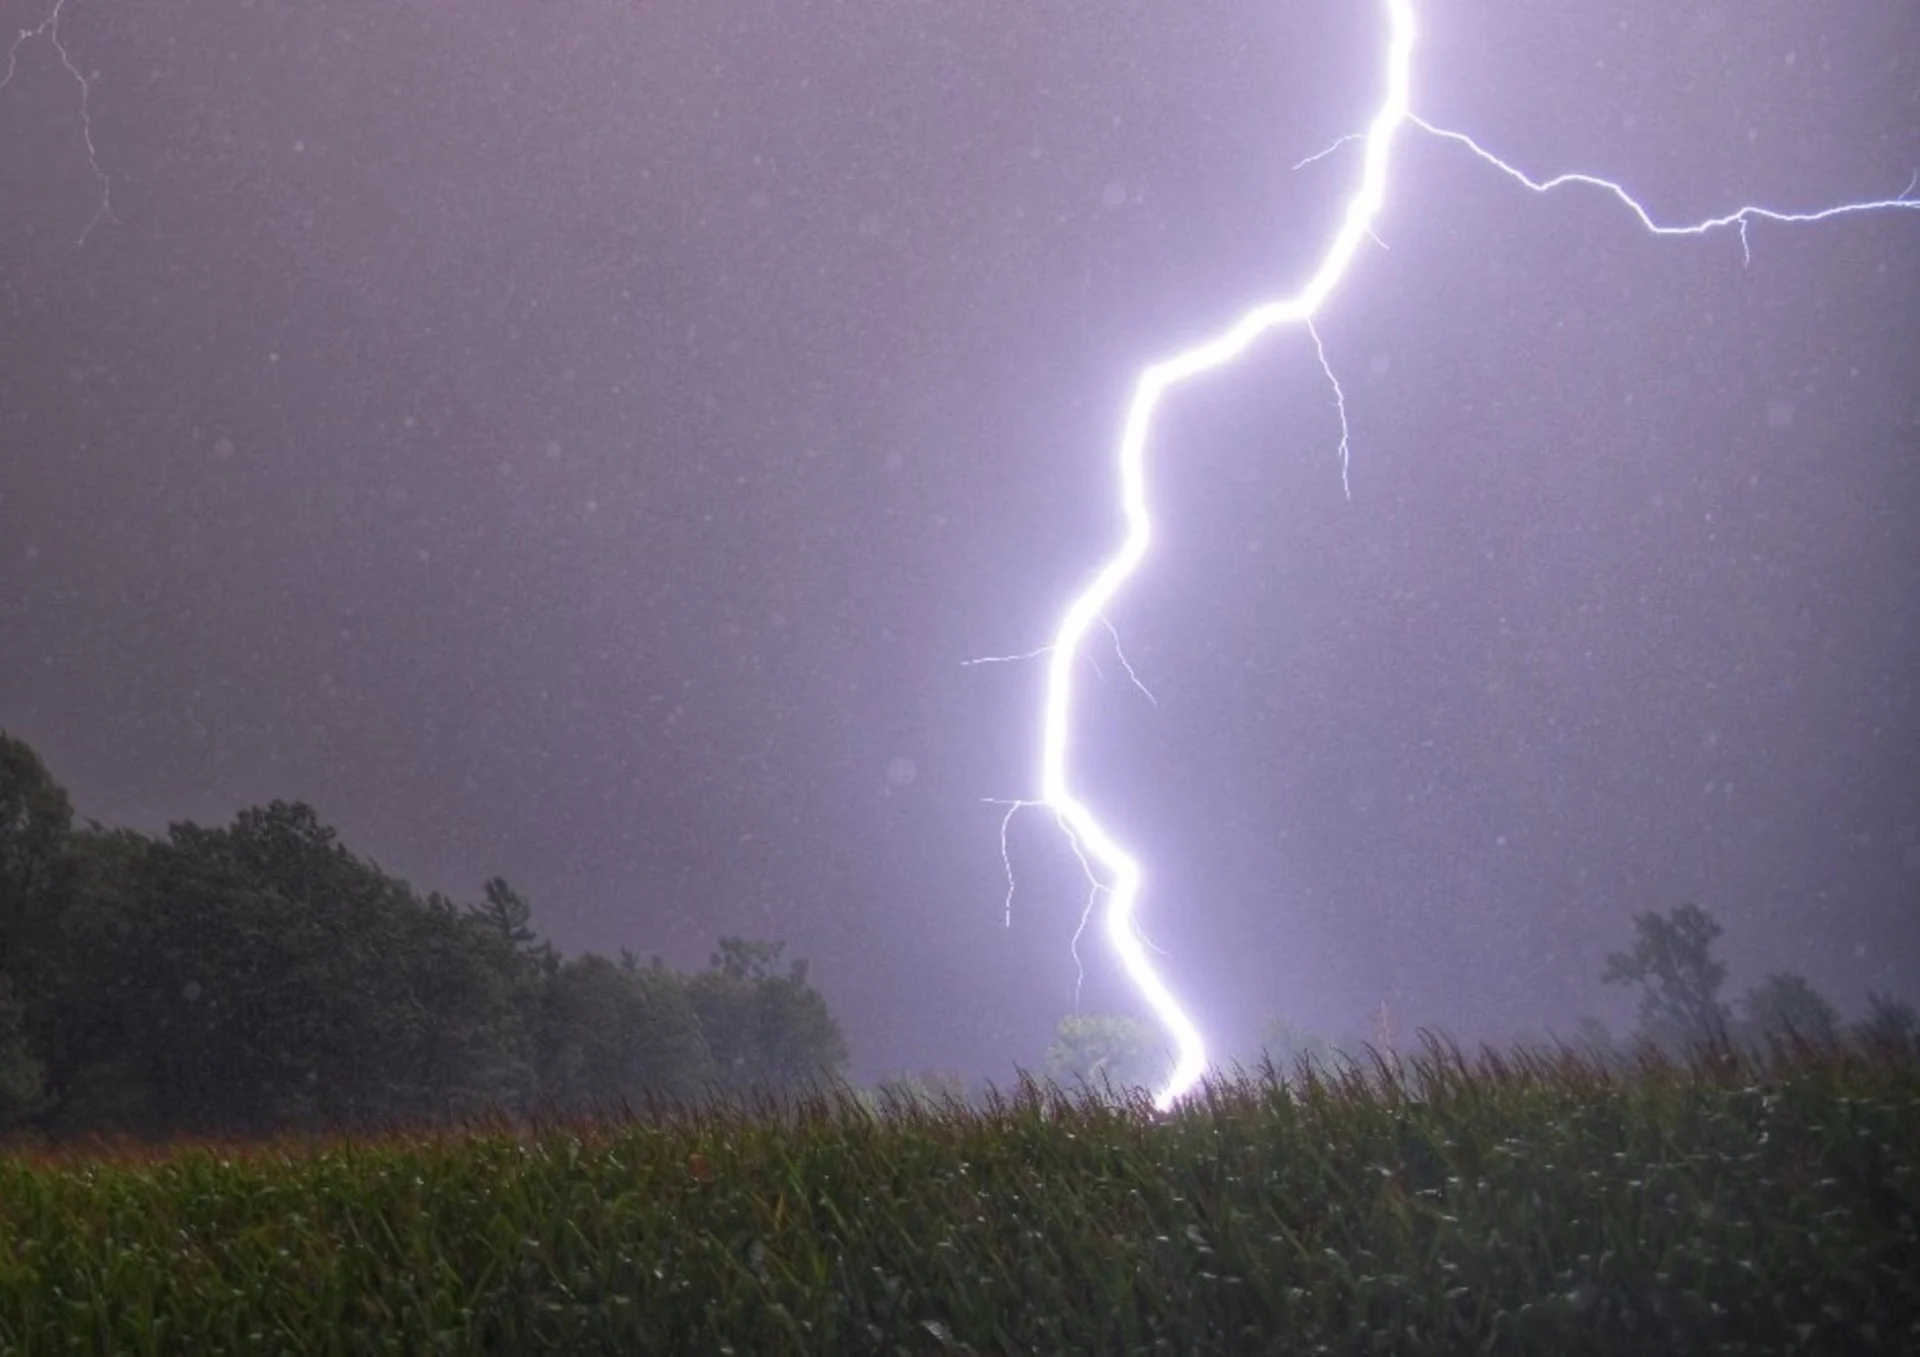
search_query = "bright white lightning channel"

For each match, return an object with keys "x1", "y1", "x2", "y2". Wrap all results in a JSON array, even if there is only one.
[{"x1": 1015, "y1": 0, "x2": 1916, "y2": 1114}]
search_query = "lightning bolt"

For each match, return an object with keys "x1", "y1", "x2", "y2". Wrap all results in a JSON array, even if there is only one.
[
  {"x1": 8, "y1": 0, "x2": 1911, "y2": 1115},
  {"x1": 1009, "y1": 0, "x2": 1917, "y2": 1113},
  {"x1": 3, "y1": 0, "x2": 115, "y2": 243}
]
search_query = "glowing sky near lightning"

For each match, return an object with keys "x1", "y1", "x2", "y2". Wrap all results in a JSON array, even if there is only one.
[
  {"x1": 1025, "y1": 0, "x2": 1913, "y2": 1107},
  {"x1": 3, "y1": 0, "x2": 1916, "y2": 1089}
]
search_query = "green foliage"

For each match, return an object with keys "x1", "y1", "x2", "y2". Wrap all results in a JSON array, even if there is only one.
[
  {"x1": 0, "y1": 736, "x2": 854, "y2": 1142},
  {"x1": 25, "y1": 826, "x2": 164, "y2": 1130},
  {"x1": 0, "y1": 735, "x2": 82, "y2": 1127},
  {"x1": 536, "y1": 954, "x2": 714, "y2": 1110},
  {"x1": 1042, "y1": 1012, "x2": 1169, "y2": 1095},
  {"x1": 0, "y1": 976, "x2": 46, "y2": 1126},
  {"x1": 1602, "y1": 902, "x2": 1732, "y2": 1053},
  {"x1": 0, "y1": 731, "x2": 75, "y2": 976},
  {"x1": 706, "y1": 935, "x2": 788, "y2": 983},
  {"x1": 686, "y1": 938, "x2": 850, "y2": 1099},
  {"x1": 83, "y1": 805, "x2": 542, "y2": 1134},
  {"x1": 467, "y1": 876, "x2": 549, "y2": 961},
  {"x1": 0, "y1": 1039, "x2": 1914, "y2": 1353}
]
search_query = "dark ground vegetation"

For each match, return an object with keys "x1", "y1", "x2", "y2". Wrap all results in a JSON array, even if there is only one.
[{"x1": 2, "y1": 1034, "x2": 1915, "y2": 1354}]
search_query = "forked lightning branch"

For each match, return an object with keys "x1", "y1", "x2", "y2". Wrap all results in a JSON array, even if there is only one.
[
  {"x1": 3, "y1": 0, "x2": 113, "y2": 242},
  {"x1": 994, "y1": 0, "x2": 1916, "y2": 1112}
]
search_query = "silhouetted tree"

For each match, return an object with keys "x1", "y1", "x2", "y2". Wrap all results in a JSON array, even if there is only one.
[
  {"x1": 0, "y1": 735, "x2": 859, "y2": 1140},
  {"x1": 385, "y1": 892, "x2": 539, "y2": 1119},
  {"x1": 685, "y1": 938, "x2": 849, "y2": 1097},
  {"x1": 708, "y1": 936, "x2": 788, "y2": 983},
  {"x1": 0, "y1": 732, "x2": 74, "y2": 981},
  {"x1": 535, "y1": 953, "x2": 714, "y2": 1110},
  {"x1": 0, "y1": 733, "x2": 77, "y2": 1124},
  {"x1": 96, "y1": 805, "x2": 536, "y2": 1134},
  {"x1": 746, "y1": 954, "x2": 850, "y2": 1092},
  {"x1": 1602, "y1": 903, "x2": 1732, "y2": 1053},
  {"x1": 468, "y1": 877, "x2": 548, "y2": 958},
  {"x1": 22, "y1": 825, "x2": 150, "y2": 1130},
  {"x1": 0, "y1": 976, "x2": 46, "y2": 1125}
]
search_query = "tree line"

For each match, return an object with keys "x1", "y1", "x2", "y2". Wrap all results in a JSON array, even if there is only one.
[{"x1": 0, "y1": 732, "x2": 849, "y2": 1140}]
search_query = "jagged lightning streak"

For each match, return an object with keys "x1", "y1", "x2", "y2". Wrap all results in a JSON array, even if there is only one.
[
  {"x1": 1411, "y1": 115, "x2": 1919, "y2": 266},
  {"x1": 1019, "y1": 0, "x2": 1915, "y2": 1113},
  {"x1": 3, "y1": 0, "x2": 115, "y2": 243},
  {"x1": 1028, "y1": 0, "x2": 1416, "y2": 1115}
]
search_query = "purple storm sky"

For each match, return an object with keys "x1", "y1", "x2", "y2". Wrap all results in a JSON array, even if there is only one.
[{"x1": 2, "y1": 0, "x2": 1915, "y2": 1084}]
